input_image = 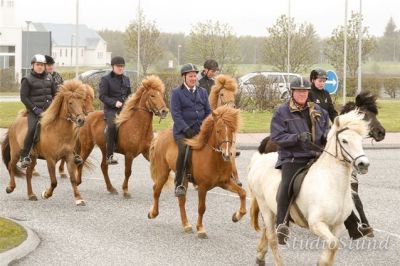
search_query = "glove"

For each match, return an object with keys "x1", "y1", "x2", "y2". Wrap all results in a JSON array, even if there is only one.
[
  {"x1": 184, "y1": 128, "x2": 196, "y2": 138},
  {"x1": 32, "y1": 107, "x2": 43, "y2": 116},
  {"x1": 297, "y1": 132, "x2": 312, "y2": 143}
]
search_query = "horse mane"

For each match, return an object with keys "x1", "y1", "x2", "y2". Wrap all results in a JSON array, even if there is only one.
[
  {"x1": 340, "y1": 91, "x2": 378, "y2": 115},
  {"x1": 40, "y1": 79, "x2": 87, "y2": 128},
  {"x1": 186, "y1": 106, "x2": 240, "y2": 149},
  {"x1": 209, "y1": 75, "x2": 238, "y2": 110},
  {"x1": 116, "y1": 75, "x2": 165, "y2": 127},
  {"x1": 328, "y1": 109, "x2": 368, "y2": 140}
]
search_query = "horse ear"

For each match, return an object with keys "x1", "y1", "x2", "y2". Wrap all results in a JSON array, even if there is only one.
[{"x1": 334, "y1": 116, "x2": 340, "y2": 127}]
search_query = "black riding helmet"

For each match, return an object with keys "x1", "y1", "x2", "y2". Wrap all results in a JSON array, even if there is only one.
[
  {"x1": 203, "y1": 59, "x2": 219, "y2": 71},
  {"x1": 290, "y1": 76, "x2": 310, "y2": 90},
  {"x1": 111, "y1": 56, "x2": 125, "y2": 65},
  {"x1": 310, "y1": 68, "x2": 327, "y2": 81},
  {"x1": 180, "y1": 63, "x2": 199, "y2": 76},
  {"x1": 45, "y1": 55, "x2": 55, "y2": 65}
]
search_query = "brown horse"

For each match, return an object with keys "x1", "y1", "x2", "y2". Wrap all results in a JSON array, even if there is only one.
[
  {"x1": 1, "y1": 80, "x2": 94, "y2": 205},
  {"x1": 208, "y1": 75, "x2": 241, "y2": 185},
  {"x1": 148, "y1": 106, "x2": 246, "y2": 239},
  {"x1": 76, "y1": 75, "x2": 169, "y2": 197}
]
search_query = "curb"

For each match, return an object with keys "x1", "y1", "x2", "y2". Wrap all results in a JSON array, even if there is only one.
[
  {"x1": 237, "y1": 143, "x2": 400, "y2": 150},
  {"x1": 0, "y1": 219, "x2": 40, "y2": 266}
]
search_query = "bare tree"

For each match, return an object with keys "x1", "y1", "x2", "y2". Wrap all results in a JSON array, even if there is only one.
[
  {"x1": 325, "y1": 12, "x2": 376, "y2": 78},
  {"x1": 186, "y1": 20, "x2": 239, "y2": 73},
  {"x1": 125, "y1": 11, "x2": 162, "y2": 75},
  {"x1": 264, "y1": 15, "x2": 318, "y2": 73}
]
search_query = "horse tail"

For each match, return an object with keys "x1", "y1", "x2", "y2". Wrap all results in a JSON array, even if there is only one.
[
  {"x1": 1, "y1": 131, "x2": 24, "y2": 176},
  {"x1": 257, "y1": 136, "x2": 270, "y2": 154},
  {"x1": 1, "y1": 131, "x2": 11, "y2": 168},
  {"x1": 250, "y1": 195, "x2": 261, "y2": 232}
]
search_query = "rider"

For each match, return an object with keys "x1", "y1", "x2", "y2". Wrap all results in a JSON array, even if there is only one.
[
  {"x1": 308, "y1": 68, "x2": 338, "y2": 122},
  {"x1": 270, "y1": 76, "x2": 330, "y2": 245},
  {"x1": 99, "y1": 56, "x2": 131, "y2": 165},
  {"x1": 44, "y1": 55, "x2": 64, "y2": 89},
  {"x1": 198, "y1": 59, "x2": 219, "y2": 95},
  {"x1": 19, "y1": 54, "x2": 57, "y2": 168},
  {"x1": 171, "y1": 63, "x2": 211, "y2": 197}
]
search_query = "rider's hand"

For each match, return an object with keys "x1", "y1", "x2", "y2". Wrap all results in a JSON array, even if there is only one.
[
  {"x1": 32, "y1": 107, "x2": 43, "y2": 116},
  {"x1": 184, "y1": 128, "x2": 196, "y2": 138},
  {"x1": 297, "y1": 132, "x2": 312, "y2": 143},
  {"x1": 115, "y1": 101, "x2": 123, "y2": 108}
]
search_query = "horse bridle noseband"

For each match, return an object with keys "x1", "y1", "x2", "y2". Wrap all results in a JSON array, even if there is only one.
[{"x1": 208, "y1": 125, "x2": 234, "y2": 154}]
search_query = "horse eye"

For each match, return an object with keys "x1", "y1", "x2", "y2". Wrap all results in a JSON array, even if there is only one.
[
  {"x1": 150, "y1": 95, "x2": 155, "y2": 98},
  {"x1": 342, "y1": 139, "x2": 348, "y2": 144},
  {"x1": 220, "y1": 93, "x2": 224, "y2": 96}
]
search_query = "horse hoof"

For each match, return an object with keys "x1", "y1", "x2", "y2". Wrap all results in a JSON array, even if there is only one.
[
  {"x1": 184, "y1": 225, "x2": 193, "y2": 233},
  {"x1": 232, "y1": 212, "x2": 239, "y2": 223},
  {"x1": 5, "y1": 187, "x2": 14, "y2": 194},
  {"x1": 60, "y1": 173, "x2": 68, "y2": 179},
  {"x1": 256, "y1": 258, "x2": 265, "y2": 265},
  {"x1": 109, "y1": 189, "x2": 118, "y2": 195},
  {"x1": 76, "y1": 199, "x2": 86, "y2": 206},
  {"x1": 32, "y1": 169, "x2": 40, "y2": 176},
  {"x1": 41, "y1": 191, "x2": 48, "y2": 199},
  {"x1": 29, "y1": 195, "x2": 38, "y2": 201},
  {"x1": 197, "y1": 232, "x2": 208, "y2": 239},
  {"x1": 123, "y1": 192, "x2": 131, "y2": 199}
]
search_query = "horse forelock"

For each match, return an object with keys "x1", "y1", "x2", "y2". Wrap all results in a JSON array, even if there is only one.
[
  {"x1": 355, "y1": 91, "x2": 378, "y2": 114},
  {"x1": 209, "y1": 75, "x2": 238, "y2": 110}
]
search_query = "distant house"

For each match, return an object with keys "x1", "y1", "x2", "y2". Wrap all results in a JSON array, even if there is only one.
[{"x1": 31, "y1": 23, "x2": 111, "y2": 67}]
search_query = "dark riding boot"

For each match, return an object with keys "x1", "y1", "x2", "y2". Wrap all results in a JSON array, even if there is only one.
[
  {"x1": 344, "y1": 211, "x2": 374, "y2": 240},
  {"x1": 351, "y1": 172, "x2": 373, "y2": 234},
  {"x1": 105, "y1": 114, "x2": 118, "y2": 165},
  {"x1": 74, "y1": 154, "x2": 83, "y2": 166},
  {"x1": 175, "y1": 139, "x2": 187, "y2": 197},
  {"x1": 19, "y1": 112, "x2": 39, "y2": 168}
]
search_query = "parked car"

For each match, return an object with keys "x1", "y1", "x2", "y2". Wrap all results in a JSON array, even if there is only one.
[
  {"x1": 78, "y1": 69, "x2": 138, "y2": 91},
  {"x1": 238, "y1": 71, "x2": 303, "y2": 101}
]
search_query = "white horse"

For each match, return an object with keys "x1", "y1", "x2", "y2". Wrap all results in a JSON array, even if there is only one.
[{"x1": 247, "y1": 110, "x2": 370, "y2": 266}]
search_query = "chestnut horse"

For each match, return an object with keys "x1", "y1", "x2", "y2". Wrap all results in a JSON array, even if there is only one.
[
  {"x1": 1, "y1": 80, "x2": 94, "y2": 205},
  {"x1": 148, "y1": 106, "x2": 246, "y2": 239},
  {"x1": 208, "y1": 75, "x2": 241, "y2": 185},
  {"x1": 76, "y1": 75, "x2": 169, "y2": 197}
]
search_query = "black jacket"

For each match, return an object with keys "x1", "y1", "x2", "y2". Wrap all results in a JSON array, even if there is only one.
[
  {"x1": 99, "y1": 71, "x2": 131, "y2": 115},
  {"x1": 308, "y1": 85, "x2": 338, "y2": 122},
  {"x1": 198, "y1": 71, "x2": 215, "y2": 95},
  {"x1": 20, "y1": 70, "x2": 57, "y2": 112}
]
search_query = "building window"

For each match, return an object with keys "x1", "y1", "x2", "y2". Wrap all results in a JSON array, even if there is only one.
[
  {"x1": 60, "y1": 49, "x2": 62, "y2": 57},
  {"x1": 65, "y1": 49, "x2": 68, "y2": 57},
  {"x1": 81, "y1": 49, "x2": 83, "y2": 57},
  {"x1": 97, "y1": 52, "x2": 103, "y2": 59},
  {"x1": 6, "y1": 0, "x2": 14, "y2": 8}
]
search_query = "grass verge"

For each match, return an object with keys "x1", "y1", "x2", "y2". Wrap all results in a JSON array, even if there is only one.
[{"x1": 0, "y1": 217, "x2": 27, "y2": 253}]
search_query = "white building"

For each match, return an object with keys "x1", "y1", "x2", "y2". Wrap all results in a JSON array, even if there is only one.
[{"x1": 32, "y1": 23, "x2": 111, "y2": 67}]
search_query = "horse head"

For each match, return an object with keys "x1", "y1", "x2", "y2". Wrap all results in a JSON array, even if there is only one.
[
  {"x1": 139, "y1": 75, "x2": 169, "y2": 118},
  {"x1": 211, "y1": 106, "x2": 240, "y2": 161},
  {"x1": 329, "y1": 110, "x2": 370, "y2": 174},
  {"x1": 209, "y1": 75, "x2": 238, "y2": 110}
]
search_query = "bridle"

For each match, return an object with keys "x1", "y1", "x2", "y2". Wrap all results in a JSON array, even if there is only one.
[
  {"x1": 208, "y1": 125, "x2": 234, "y2": 156},
  {"x1": 218, "y1": 89, "x2": 235, "y2": 107}
]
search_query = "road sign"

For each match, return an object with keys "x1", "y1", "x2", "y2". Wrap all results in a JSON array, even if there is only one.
[{"x1": 324, "y1": 70, "x2": 339, "y2": 94}]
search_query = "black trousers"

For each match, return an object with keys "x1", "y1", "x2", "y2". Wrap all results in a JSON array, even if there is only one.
[
  {"x1": 276, "y1": 161, "x2": 309, "y2": 225},
  {"x1": 175, "y1": 139, "x2": 188, "y2": 187},
  {"x1": 105, "y1": 112, "x2": 117, "y2": 157},
  {"x1": 21, "y1": 112, "x2": 40, "y2": 158}
]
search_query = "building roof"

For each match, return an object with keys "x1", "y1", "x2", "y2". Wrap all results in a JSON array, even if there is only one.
[{"x1": 32, "y1": 23, "x2": 103, "y2": 49}]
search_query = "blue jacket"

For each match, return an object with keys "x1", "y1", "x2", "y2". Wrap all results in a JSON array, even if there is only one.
[
  {"x1": 270, "y1": 100, "x2": 330, "y2": 168},
  {"x1": 99, "y1": 71, "x2": 131, "y2": 116},
  {"x1": 170, "y1": 84, "x2": 211, "y2": 139}
]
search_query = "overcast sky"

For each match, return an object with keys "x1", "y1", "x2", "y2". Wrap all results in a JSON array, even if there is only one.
[{"x1": 15, "y1": 0, "x2": 399, "y2": 37}]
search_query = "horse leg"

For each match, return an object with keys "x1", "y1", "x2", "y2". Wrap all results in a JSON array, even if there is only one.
[
  {"x1": 25, "y1": 158, "x2": 38, "y2": 201},
  {"x1": 100, "y1": 148, "x2": 117, "y2": 194},
  {"x1": 42, "y1": 159, "x2": 57, "y2": 200},
  {"x1": 310, "y1": 221, "x2": 339, "y2": 266},
  {"x1": 178, "y1": 195, "x2": 193, "y2": 233},
  {"x1": 76, "y1": 141, "x2": 94, "y2": 186},
  {"x1": 148, "y1": 167, "x2": 170, "y2": 219},
  {"x1": 58, "y1": 159, "x2": 68, "y2": 179},
  {"x1": 196, "y1": 186, "x2": 208, "y2": 239},
  {"x1": 122, "y1": 154, "x2": 134, "y2": 198},
  {"x1": 5, "y1": 155, "x2": 19, "y2": 194},
  {"x1": 222, "y1": 179, "x2": 247, "y2": 222},
  {"x1": 66, "y1": 156, "x2": 85, "y2": 206}
]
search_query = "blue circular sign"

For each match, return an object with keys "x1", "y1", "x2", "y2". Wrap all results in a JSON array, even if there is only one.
[{"x1": 324, "y1": 70, "x2": 339, "y2": 94}]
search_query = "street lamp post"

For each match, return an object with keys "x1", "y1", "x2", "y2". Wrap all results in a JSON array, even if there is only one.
[
  {"x1": 25, "y1": 20, "x2": 32, "y2": 76},
  {"x1": 70, "y1": 34, "x2": 75, "y2": 66},
  {"x1": 177, "y1": 44, "x2": 182, "y2": 66}
]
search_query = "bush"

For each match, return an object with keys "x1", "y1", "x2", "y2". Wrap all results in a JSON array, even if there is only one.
[
  {"x1": 382, "y1": 77, "x2": 400, "y2": 98},
  {"x1": 0, "y1": 68, "x2": 19, "y2": 92}
]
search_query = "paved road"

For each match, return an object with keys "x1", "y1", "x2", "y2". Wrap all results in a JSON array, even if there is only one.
[{"x1": 1, "y1": 149, "x2": 399, "y2": 265}]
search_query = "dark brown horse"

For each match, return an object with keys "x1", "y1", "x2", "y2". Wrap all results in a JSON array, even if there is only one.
[
  {"x1": 258, "y1": 91, "x2": 386, "y2": 154},
  {"x1": 148, "y1": 106, "x2": 246, "y2": 238},
  {"x1": 1, "y1": 80, "x2": 94, "y2": 205},
  {"x1": 76, "y1": 75, "x2": 169, "y2": 197}
]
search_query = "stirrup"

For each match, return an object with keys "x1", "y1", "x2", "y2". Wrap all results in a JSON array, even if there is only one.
[
  {"x1": 20, "y1": 157, "x2": 32, "y2": 168},
  {"x1": 106, "y1": 155, "x2": 118, "y2": 165},
  {"x1": 175, "y1": 185, "x2": 186, "y2": 197},
  {"x1": 276, "y1": 224, "x2": 289, "y2": 245},
  {"x1": 74, "y1": 155, "x2": 83, "y2": 166}
]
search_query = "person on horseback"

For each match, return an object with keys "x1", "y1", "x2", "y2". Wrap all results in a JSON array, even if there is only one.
[
  {"x1": 270, "y1": 76, "x2": 330, "y2": 245},
  {"x1": 19, "y1": 54, "x2": 57, "y2": 168},
  {"x1": 99, "y1": 56, "x2": 131, "y2": 165},
  {"x1": 308, "y1": 68, "x2": 338, "y2": 123},
  {"x1": 45, "y1": 55, "x2": 64, "y2": 89},
  {"x1": 198, "y1": 59, "x2": 219, "y2": 95},
  {"x1": 171, "y1": 63, "x2": 211, "y2": 197},
  {"x1": 309, "y1": 68, "x2": 374, "y2": 239}
]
